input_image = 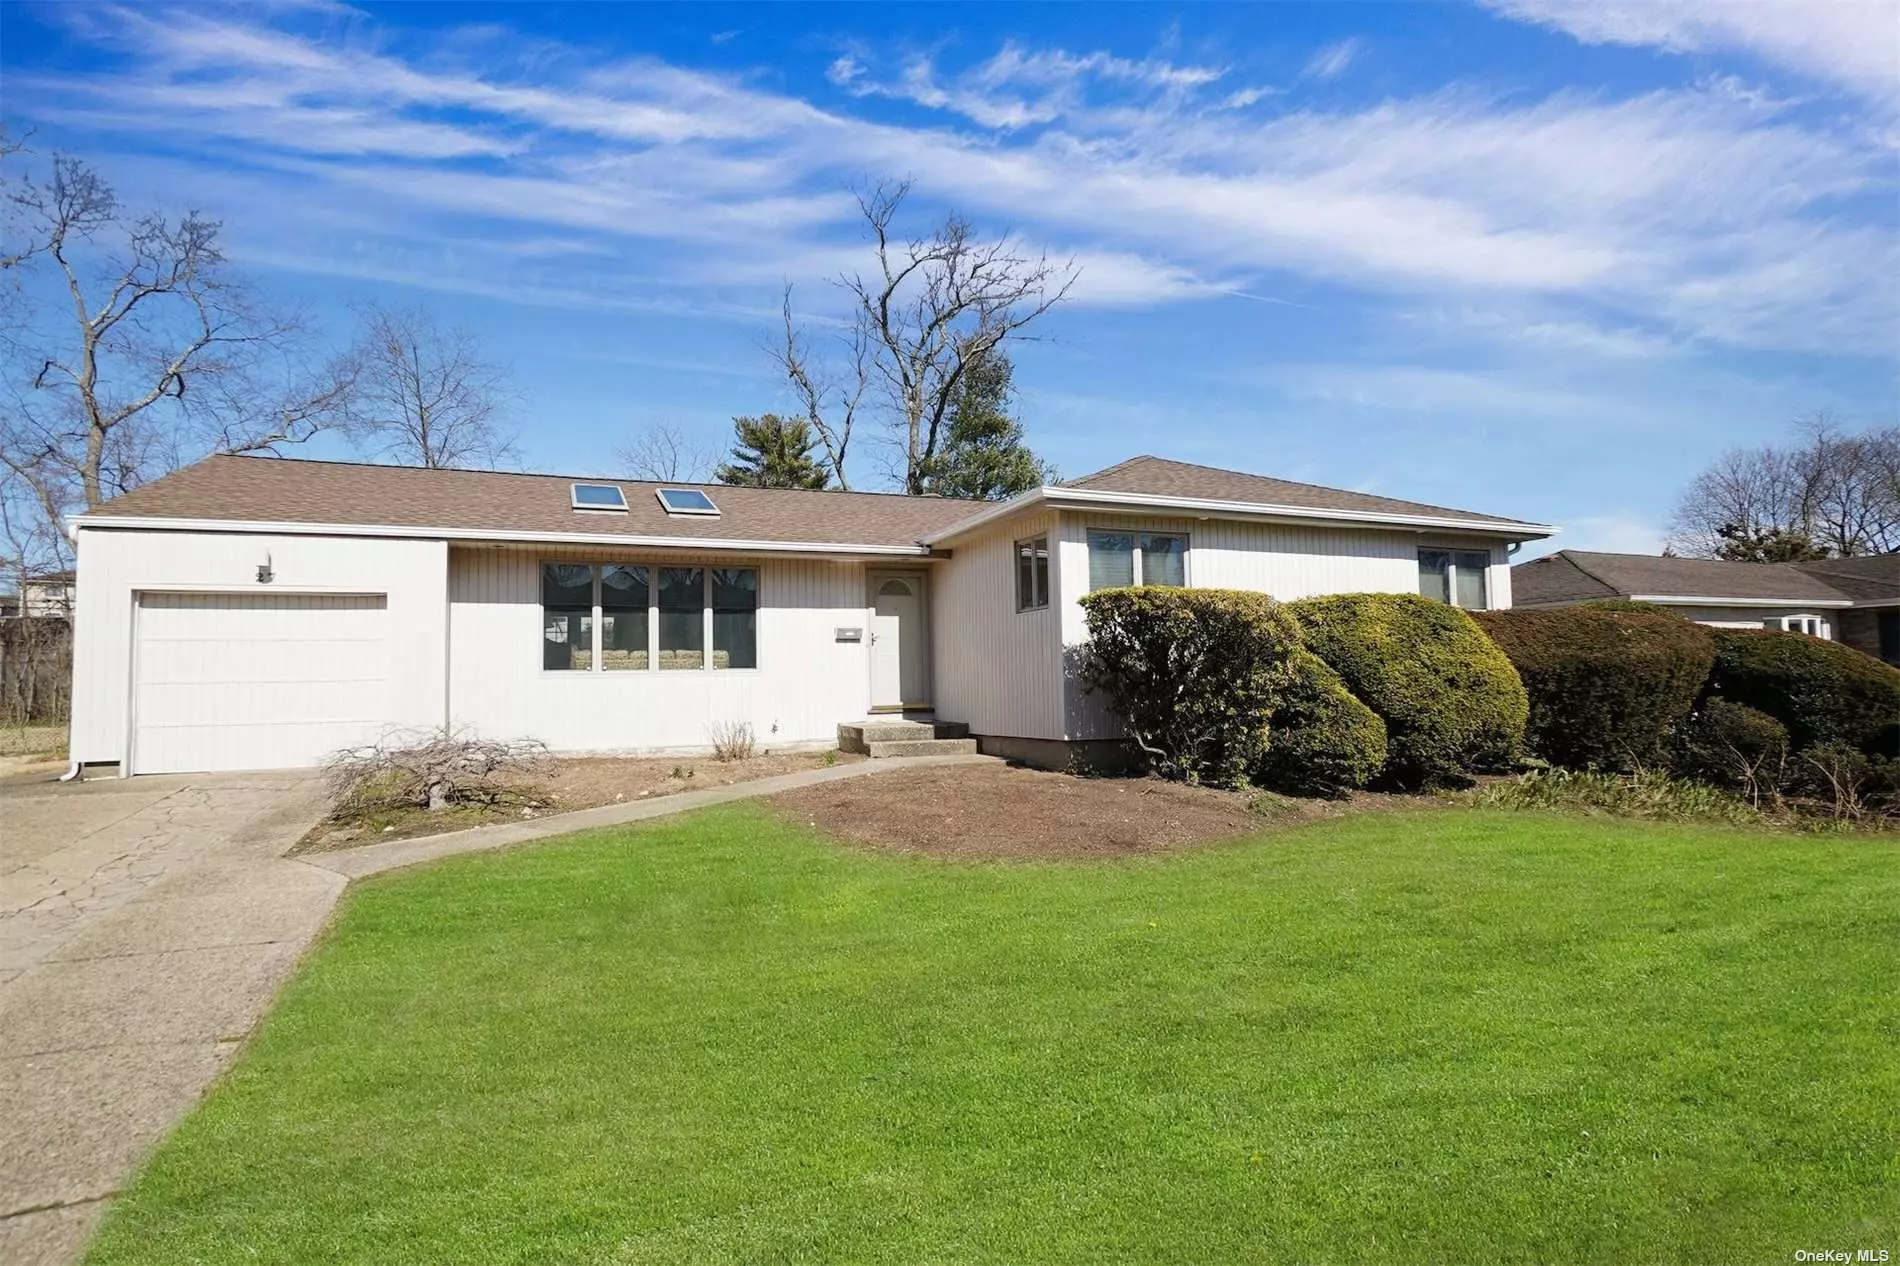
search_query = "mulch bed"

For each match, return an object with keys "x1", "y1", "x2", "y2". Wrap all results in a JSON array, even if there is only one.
[
  {"x1": 296, "y1": 750, "x2": 862, "y2": 853},
  {"x1": 768, "y1": 761, "x2": 1429, "y2": 861}
]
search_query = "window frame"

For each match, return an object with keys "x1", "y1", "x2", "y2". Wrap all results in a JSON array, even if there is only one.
[
  {"x1": 1085, "y1": 528, "x2": 1190, "y2": 592},
  {"x1": 1015, "y1": 535, "x2": 1050, "y2": 612},
  {"x1": 539, "y1": 560, "x2": 762, "y2": 675},
  {"x1": 1778, "y1": 614, "x2": 1823, "y2": 637},
  {"x1": 1418, "y1": 547, "x2": 1492, "y2": 610}
]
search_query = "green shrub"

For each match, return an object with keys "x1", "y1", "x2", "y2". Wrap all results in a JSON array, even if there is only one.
[
  {"x1": 1474, "y1": 606, "x2": 1715, "y2": 771},
  {"x1": 1290, "y1": 593, "x2": 1527, "y2": 786},
  {"x1": 1252, "y1": 650, "x2": 1388, "y2": 797},
  {"x1": 1471, "y1": 768, "x2": 1762, "y2": 827},
  {"x1": 1674, "y1": 699, "x2": 1791, "y2": 806},
  {"x1": 1706, "y1": 629, "x2": 1900, "y2": 756},
  {"x1": 1079, "y1": 586, "x2": 1302, "y2": 787}
]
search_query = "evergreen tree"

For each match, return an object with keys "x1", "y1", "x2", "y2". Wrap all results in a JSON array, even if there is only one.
[
  {"x1": 920, "y1": 351, "x2": 1053, "y2": 501},
  {"x1": 713, "y1": 414, "x2": 830, "y2": 489}
]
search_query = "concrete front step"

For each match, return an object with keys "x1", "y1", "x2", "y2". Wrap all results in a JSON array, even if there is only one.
[
  {"x1": 839, "y1": 719, "x2": 970, "y2": 753},
  {"x1": 863, "y1": 738, "x2": 981, "y2": 758}
]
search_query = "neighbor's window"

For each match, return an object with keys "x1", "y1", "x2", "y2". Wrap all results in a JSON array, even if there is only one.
[
  {"x1": 1087, "y1": 530, "x2": 1187, "y2": 591},
  {"x1": 1016, "y1": 536, "x2": 1050, "y2": 611},
  {"x1": 542, "y1": 561, "x2": 758, "y2": 672},
  {"x1": 599, "y1": 564, "x2": 649, "y2": 671},
  {"x1": 1418, "y1": 549, "x2": 1490, "y2": 610},
  {"x1": 542, "y1": 563, "x2": 594, "y2": 671},
  {"x1": 712, "y1": 568, "x2": 758, "y2": 669},
  {"x1": 658, "y1": 567, "x2": 705, "y2": 670}
]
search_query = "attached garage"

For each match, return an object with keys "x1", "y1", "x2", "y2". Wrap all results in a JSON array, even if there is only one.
[{"x1": 130, "y1": 592, "x2": 391, "y2": 774}]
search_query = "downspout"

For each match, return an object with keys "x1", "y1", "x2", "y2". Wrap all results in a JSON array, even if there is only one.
[{"x1": 60, "y1": 516, "x2": 82, "y2": 781}]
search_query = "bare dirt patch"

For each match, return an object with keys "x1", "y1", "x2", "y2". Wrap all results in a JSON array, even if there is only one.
[
  {"x1": 769, "y1": 761, "x2": 1430, "y2": 861},
  {"x1": 296, "y1": 749, "x2": 862, "y2": 853}
]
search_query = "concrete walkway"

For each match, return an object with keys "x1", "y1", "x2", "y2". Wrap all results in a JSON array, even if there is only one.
[{"x1": 0, "y1": 754, "x2": 991, "y2": 1265}]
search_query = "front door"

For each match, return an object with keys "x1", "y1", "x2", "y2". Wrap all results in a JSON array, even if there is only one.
[{"x1": 868, "y1": 571, "x2": 930, "y2": 711}]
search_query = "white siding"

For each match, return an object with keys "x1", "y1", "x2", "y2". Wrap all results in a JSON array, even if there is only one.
[
  {"x1": 71, "y1": 528, "x2": 448, "y2": 768},
  {"x1": 447, "y1": 545, "x2": 876, "y2": 753},
  {"x1": 1054, "y1": 512, "x2": 1513, "y2": 740},
  {"x1": 930, "y1": 508, "x2": 1066, "y2": 741}
]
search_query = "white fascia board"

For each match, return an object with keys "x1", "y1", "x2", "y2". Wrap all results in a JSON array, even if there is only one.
[
  {"x1": 71, "y1": 515, "x2": 934, "y2": 558},
  {"x1": 1629, "y1": 594, "x2": 1855, "y2": 609},
  {"x1": 924, "y1": 485, "x2": 1554, "y2": 543}
]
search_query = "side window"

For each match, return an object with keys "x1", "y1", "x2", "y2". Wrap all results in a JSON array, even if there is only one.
[
  {"x1": 1016, "y1": 536, "x2": 1050, "y2": 611},
  {"x1": 1419, "y1": 549, "x2": 1489, "y2": 609}
]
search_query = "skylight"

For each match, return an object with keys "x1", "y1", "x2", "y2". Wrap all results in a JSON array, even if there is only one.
[
  {"x1": 571, "y1": 483, "x2": 628, "y2": 512},
  {"x1": 656, "y1": 488, "x2": 720, "y2": 516}
]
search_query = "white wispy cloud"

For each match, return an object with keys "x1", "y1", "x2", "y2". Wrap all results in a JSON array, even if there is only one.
[
  {"x1": 1303, "y1": 38, "x2": 1362, "y2": 80},
  {"x1": 1481, "y1": 0, "x2": 1900, "y2": 106},
  {"x1": 10, "y1": 2, "x2": 1893, "y2": 359}
]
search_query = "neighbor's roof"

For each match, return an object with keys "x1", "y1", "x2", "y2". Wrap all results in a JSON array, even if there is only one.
[
  {"x1": 1792, "y1": 554, "x2": 1900, "y2": 603},
  {"x1": 1513, "y1": 550, "x2": 1865, "y2": 606},
  {"x1": 1062, "y1": 456, "x2": 1538, "y2": 528},
  {"x1": 79, "y1": 455, "x2": 985, "y2": 551}
]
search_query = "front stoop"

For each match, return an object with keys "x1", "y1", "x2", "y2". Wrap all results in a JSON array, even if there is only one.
[{"x1": 838, "y1": 719, "x2": 978, "y2": 758}]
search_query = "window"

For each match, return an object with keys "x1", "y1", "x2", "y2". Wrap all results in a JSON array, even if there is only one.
[
  {"x1": 712, "y1": 569, "x2": 758, "y2": 669},
  {"x1": 1418, "y1": 549, "x2": 1490, "y2": 610},
  {"x1": 1778, "y1": 615, "x2": 1823, "y2": 637},
  {"x1": 599, "y1": 564, "x2": 649, "y2": 670},
  {"x1": 658, "y1": 567, "x2": 705, "y2": 669},
  {"x1": 1086, "y1": 530, "x2": 1188, "y2": 591},
  {"x1": 540, "y1": 562, "x2": 758, "y2": 672},
  {"x1": 656, "y1": 488, "x2": 719, "y2": 516},
  {"x1": 1016, "y1": 536, "x2": 1050, "y2": 611},
  {"x1": 542, "y1": 564, "x2": 594, "y2": 671},
  {"x1": 1879, "y1": 611, "x2": 1899, "y2": 665},
  {"x1": 571, "y1": 483, "x2": 627, "y2": 511}
]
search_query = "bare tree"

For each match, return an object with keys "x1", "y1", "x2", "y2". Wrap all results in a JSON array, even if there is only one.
[
  {"x1": 776, "y1": 181, "x2": 1077, "y2": 493},
  {"x1": 0, "y1": 151, "x2": 358, "y2": 574},
  {"x1": 768, "y1": 285, "x2": 868, "y2": 489},
  {"x1": 346, "y1": 303, "x2": 517, "y2": 470},
  {"x1": 1667, "y1": 412, "x2": 1900, "y2": 558},
  {"x1": 614, "y1": 420, "x2": 714, "y2": 482}
]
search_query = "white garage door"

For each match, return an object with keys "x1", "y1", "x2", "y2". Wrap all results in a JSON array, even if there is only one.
[{"x1": 132, "y1": 592, "x2": 391, "y2": 774}]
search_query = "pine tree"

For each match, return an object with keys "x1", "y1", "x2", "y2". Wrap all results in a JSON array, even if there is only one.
[
  {"x1": 920, "y1": 351, "x2": 1052, "y2": 501},
  {"x1": 713, "y1": 414, "x2": 831, "y2": 489}
]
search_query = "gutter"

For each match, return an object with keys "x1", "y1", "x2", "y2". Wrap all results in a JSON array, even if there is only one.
[
  {"x1": 1627, "y1": 594, "x2": 1855, "y2": 609},
  {"x1": 923, "y1": 485, "x2": 1555, "y2": 545},
  {"x1": 69, "y1": 515, "x2": 939, "y2": 558}
]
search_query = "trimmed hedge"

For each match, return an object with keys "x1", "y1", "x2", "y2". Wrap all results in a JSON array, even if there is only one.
[
  {"x1": 1078, "y1": 586, "x2": 1302, "y2": 787},
  {"x1": 1474, "y1": 606, "x2": 1715, "y2": 771},
  {"x1": 1706, "y1": 629, "x2": 1900, "y2": 757},
  {"x1": 1675, "y1": 698, "x2": 1790, "y2": 793},
  {"x1": 1291, "y1": 593, "x2": 1527, "y2": 786},
  {"x1": 1252, "y1": 650, "x2": 1387, "y2": 797}
]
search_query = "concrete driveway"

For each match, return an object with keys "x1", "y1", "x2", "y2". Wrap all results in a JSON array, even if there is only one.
[{"x1": 0, "y1": 771, "x2": 336, "y2": 1265}]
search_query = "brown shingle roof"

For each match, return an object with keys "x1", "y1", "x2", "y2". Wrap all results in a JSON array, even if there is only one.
[
  {"x1": 82, "y1": 455, "x2": 984, "y2": 549},
  {"x1": 1793, "y1": 554, "x2": 1900, "y2": 603},
  {"x1": 1515, "y1": 550, "x2": 1857, "y2": 605},
  {"x1": 1062, "y1": 455, "x2": 1539, "y2": 527}
]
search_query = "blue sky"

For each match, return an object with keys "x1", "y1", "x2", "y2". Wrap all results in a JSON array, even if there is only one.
[{"x1": 2, "y1": 0, "x2": 1895, "y2": 556}]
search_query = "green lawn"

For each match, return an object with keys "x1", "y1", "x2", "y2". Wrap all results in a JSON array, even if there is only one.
[{"x1": 91, "y1": 806, "x2": 1898, "y2": 1264}]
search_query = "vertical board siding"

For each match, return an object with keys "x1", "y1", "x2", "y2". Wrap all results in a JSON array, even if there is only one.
[
  {"x1": 447, "y1": 545, "x2": 874, "y2": 752},
  {"x1": 930, "y1": 508, "x2": 1065, "y2": 740},
  {"x1": 70, "y1": 529, "x2": 447, "y2": 767},
  {"x1": 1055, "y1": 511, "x2": 1514, "y2": 740}
]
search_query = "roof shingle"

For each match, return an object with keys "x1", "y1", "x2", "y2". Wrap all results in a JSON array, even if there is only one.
[
  {"x1": 1514, "y1": 550, "x2": 1868, "y2": 605},
  {"x1": 1062, "y1": 455, "x2": 1539, "y2": 527},
  {"x1": 83, "y1": 455, "x2": 984, "y2": 548}
]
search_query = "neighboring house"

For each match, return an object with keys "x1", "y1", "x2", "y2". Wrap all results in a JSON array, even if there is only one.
[
  {"x1": 66, "y1": 454, "x2": 1551, "y2": 775},
  {"x1": 1512, "y1": 550, "x2": 1899, "y2": 664},
  {"x1": 0, "y1": 569, "x2": 76, "y2": 619}
]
